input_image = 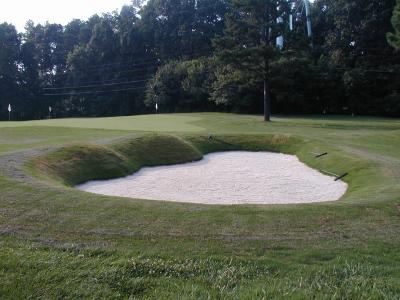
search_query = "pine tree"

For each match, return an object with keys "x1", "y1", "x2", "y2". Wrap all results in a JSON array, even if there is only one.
[{"x1": 212, "y1": 0, "x2": 288, "y2": 121}]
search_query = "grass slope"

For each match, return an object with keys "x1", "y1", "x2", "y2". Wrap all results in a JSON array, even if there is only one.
[{"x1": 0, "y1": 113, "x2": 399, "y2": 299}]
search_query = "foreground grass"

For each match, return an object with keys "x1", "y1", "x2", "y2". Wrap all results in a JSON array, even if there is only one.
[
  {"x1": 1, "y1": 238, "x2": 399, "y2": 299},
  {"x1": 0, "y1": 113, "x2": 399, "y2": 299}
]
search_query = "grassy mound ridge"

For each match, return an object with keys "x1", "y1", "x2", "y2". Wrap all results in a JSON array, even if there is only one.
[
  {"x1": 185, "y1": 134, "x2": 301, "y2": 154},
  {"x1": 32, "y1": 134, "x2": 203, "y2": 186}
]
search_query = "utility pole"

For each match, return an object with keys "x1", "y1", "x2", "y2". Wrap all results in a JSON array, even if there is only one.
[
  {"x1": 304, "y1": 0, "x2": 313, "y2": 48},
  {"x1": 286, "y1": 1, "x2": 313, "y2": 46},
  {"x1": 276, "y1": 16, "x2": 284, "y2": 49}
]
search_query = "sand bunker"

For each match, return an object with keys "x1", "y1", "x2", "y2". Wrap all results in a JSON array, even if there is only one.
[{"x1": 76, "y1": 151, "x2": 347, "y2": 205}]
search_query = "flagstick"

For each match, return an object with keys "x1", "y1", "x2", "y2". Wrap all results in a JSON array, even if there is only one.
[{"x1": 8, "y1": 104, "x2": 11, "y2": 121}]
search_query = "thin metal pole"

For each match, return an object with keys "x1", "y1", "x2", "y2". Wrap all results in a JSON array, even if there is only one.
[{"x1": 304, "y1": 0, "x2": 313, "y2": 47}]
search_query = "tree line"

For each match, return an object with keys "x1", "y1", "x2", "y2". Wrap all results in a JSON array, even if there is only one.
[{"x1": 0, "y1": 0, "x2": 399, "y2": 120}]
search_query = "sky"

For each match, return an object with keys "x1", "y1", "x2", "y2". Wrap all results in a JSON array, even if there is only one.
[{"x1": 0, "y1": 0, "x2": 133, "y2": 32}]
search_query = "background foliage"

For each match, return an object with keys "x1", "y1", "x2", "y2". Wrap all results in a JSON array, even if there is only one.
[{"x1": 0, "y1": 0, "x2": 399, "y2": 119}]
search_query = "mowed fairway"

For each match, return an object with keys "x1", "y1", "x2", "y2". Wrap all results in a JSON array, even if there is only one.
[
  {"x1": 0, "y1": 114, "x2": 204, "y2": 132},
  {"x1": 0, "y1": 113, "x2": 400, "y2": 299}
]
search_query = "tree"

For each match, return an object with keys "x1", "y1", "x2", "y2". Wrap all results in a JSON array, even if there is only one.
[
  {"x1": 311, "y1": 0, "x2": 400, "y2": 116},
  {"x1": 315, "y1": 0, "x2": 397, "y2": 67},
  {"x1": 19, "y1": 40, "x2": 41, "y2": 119},
  {"x1": 0, "y1": 23, "x2": 20, "y2": 120},
  {"x1": 145, "y1": 58, "x2": 215, "y2": 112},
  {"x1": 138, "y1": 0, "x2": 228, "y2": 59},
  {"x1": 212, "y1": 0, "x2": 288, "y2": 121},
  {"x1": 388, "y1": 0, "x2": 400, "y2": 49}
]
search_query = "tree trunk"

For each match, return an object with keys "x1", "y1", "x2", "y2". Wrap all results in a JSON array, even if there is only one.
[
  {"x1": 263, "y1": 54, "x2": 271, "y2": 121},
  {"x1": 263, "y1": 15, "x2": 271, "y2": 122}
]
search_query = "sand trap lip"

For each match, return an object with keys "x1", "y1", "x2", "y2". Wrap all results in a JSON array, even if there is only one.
[{"x1": 76, "y1": 151, "x2": 348, "y2": 205}]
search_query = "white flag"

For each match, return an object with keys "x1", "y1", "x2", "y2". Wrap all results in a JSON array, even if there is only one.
[{"x1": 8, "y1": 104, "x2": 11, "y2": 112}]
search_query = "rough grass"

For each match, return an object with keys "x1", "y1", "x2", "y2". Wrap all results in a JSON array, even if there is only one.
[
  {"x1": 1, "y1": 239, "x2": 399, "y2": 299},
  {"x1": 0, "y1": 113, "x2": 400, "y2": 299}
]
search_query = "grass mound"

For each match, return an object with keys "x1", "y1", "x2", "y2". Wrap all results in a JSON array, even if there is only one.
[
  {"x1": 32, "y1": 134, "x2": 203, "y2": 186},
  {"x1": 33, "y1": 144, "x2": 131, "y2": 186}
]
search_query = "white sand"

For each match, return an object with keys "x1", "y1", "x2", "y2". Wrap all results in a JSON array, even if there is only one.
[{"x1": 76, "y1": 151, "x2": 348, "y2": 205}]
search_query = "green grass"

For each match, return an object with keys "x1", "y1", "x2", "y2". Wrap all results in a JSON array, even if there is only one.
[{"x1": 0, "y1": 113, "x2": 399, "y2": 299}]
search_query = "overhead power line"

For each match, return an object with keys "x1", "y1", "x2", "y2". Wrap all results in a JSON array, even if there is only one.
[
  {"x1": 53, "y1": 74, "x2": 152, "y2": 88},
  {"x1": 63, "y1": 49, "x2": 213, "y2": 75},
  {"x1": 43, "y1": 78, "x2": 150, "y2": 91},
  {"x1": 44, "y1": 49, "x2": 213, "y2": 91},
  {"x1": 80, "y1": 48, "x2": 213, "y2": 71},
  {"x1": 43, "y1": 85, "x2": 148, "y2": 96},
  {"x1": 58, "y1": 63, "x2": 159, "y2": 78},
  {"x1": 52, "y1": 49, "x2": 212, "y2": 85}
]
